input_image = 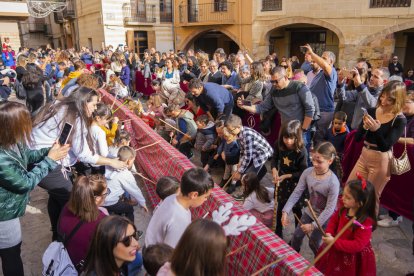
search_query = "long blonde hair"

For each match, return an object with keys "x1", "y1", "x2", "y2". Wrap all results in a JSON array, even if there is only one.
[{"x1": 376, "y1": 80, "x2": 406, "y2": 115}]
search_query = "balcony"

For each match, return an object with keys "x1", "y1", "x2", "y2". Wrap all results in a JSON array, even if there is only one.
[
  {"x1": 22, "y1": 22, "x2": 52, "y2": 36},
  {"x1": 262, "y1": 0, "x2": 282, "y2": 11},
  {"x1": 178, "y1": 2, "x2": 235, "y2": 25},
  {"x1": 159, "y1": 2, "x2": 172, "y2": 23},
  {"x1": 370, "y1": 0, "x2": 411, "y2": 7},
  {"x1": 123, "y1": 4, "x2": 156, "y2": 25},
  {"x1": 63, "y1": 0, "x2": 75, "y2": 19}
]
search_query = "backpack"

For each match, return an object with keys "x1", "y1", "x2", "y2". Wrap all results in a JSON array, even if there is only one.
[
  {"x1": 42, "y1": 221, "x2": 84, "y2": 276},
  {"x1": 14, "y1": 79, "x2": 27, "y2": 100}
]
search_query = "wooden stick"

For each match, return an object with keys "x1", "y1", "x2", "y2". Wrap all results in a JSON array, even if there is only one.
[
  {"x1": 222, "y1": 171, "x2": 238, "y2": 191},
  {"x1": 293, "y1": 213, "x2": 318, "y2": 251},
  {"x1": 132, "y1": 172, "x2": 156, "y2": 185},
  {"x1": 251, "y1": 256, "x2": 287, "y2": 276},
  {"x1": 271, "y1": 180, "x2": 280, "y2": 232},
  {"x1": 226, "y1": 244, "x2": 249, "y2": 257},
  {"x1": 135, "y1": 141, "x2": 161, "y2": 152},
  {"x1": 112, "y1": 100, "x2": 129, "y2": 113},
  {"x1": 299, "y1": 217, "x2": 355, "y2": 276},
  {"x1": 110, "y1": 90, "x2": 120, "y2": 110},
  {"x1": 158, "y1": 117, "x2": 191, "y2": 138},
  {"x1": 202, "y1": 211, "x2": 209, "y2": 218},
  {"x1": 305, "y1": 199, "x2": 327, "y2": 237}
]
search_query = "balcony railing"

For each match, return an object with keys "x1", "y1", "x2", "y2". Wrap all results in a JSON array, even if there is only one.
[
  {"x1": 123, "y1": 4, "x2": 156, "y2": 24},
  {"x1": 159, "y1": 2, "x2": 172, "y2": 22},
  {"x1": 63, "y1": 0, "x2": 75, "y2": 18},
  {"x1": 262, "y1": 0, "x2": 282, "y2": 11},
  {"x1": 370, "y1": 0, "x2": 411, "y2": 7},
  {"x1": 179, "y1": 2, "x2": 235, "y2": 25}
]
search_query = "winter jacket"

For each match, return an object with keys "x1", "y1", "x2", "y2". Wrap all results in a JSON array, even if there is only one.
[
  {"x1": 119, "y1": 65, "x2": 130, "y2": 86},
  {"x1": 194, "y1": 121, "x2": 216, "y2": 151},
  {"x1": 1, "y1": 51, "x2": 15, "y2": 67},
  {"x1": 0, "y1": 144, "x2": 57, "y2": 221},
  {"x1": 81, "y1": 53, "x2": 93, "y2": 65},
  {"x1": 175, "y1": 110, "x2": 197, "y2": 142}
]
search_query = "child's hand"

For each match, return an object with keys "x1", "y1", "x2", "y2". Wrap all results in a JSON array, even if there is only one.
[
  {"x1": 322, "y1": 233, "x2": 334, "y2": 245},
  {"x1": 169, "y1": 131, "x2": 174, "y2": 138},
  {"x1": 301, "y1": 223, "x2": 314, "y2": 234},
  {"x1": 213, "y1": 154, "x2": 219, "y2": 160},
  {"x1": 142, "y1": 205, "x2": 149, "y2": 212},
  {"x1": 113, "y1": 116, "x2": 119, "y2": 124},
  {"x1": 221, "y1": 152, "x2": 225, "y2": 161},
  {"x1": 272, "y1": 168, "x2": 279, "y2": 183},
  {"x1": 172, "y1": 138, "x2": 178, "y2": 146},
  {"x1": 281, "y1": 212, "x2": 289, "y2": 227}
]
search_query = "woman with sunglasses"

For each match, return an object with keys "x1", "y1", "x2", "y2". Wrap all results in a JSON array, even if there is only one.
[
  {"x1": 58, "y1": 174, "x2": 109, "y2": 271},
  {"x1": 83, "y1": 215, "x2": 141, "y2": 276}
]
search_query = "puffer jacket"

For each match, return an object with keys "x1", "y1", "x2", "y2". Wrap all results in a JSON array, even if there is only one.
[{"x1": 0, "y1": 144, "x2": 57, "y2": 221}]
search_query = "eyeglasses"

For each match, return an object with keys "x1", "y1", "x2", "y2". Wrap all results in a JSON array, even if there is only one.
[
  {"x1": 95, "y1": 188, "x2": 111, "y2": 197},
  {"x1": 270, "y1": 76, "x2": 285, "y2": 84},
  {"x1": 119, "y1": 230, "x2": 143, "y2": 247}
]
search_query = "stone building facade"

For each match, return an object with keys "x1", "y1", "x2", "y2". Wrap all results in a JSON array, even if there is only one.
[
  {"x1": 0, "y1": 1, "x2": 29, "y2": 49},
  {"x1": 173, "y1": 0, "x2": 414, "y2": 69}
]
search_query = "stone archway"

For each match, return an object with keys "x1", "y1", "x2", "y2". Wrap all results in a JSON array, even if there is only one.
[{"x1": 178, "y1": 27, "x2": 242, "y2": 54}]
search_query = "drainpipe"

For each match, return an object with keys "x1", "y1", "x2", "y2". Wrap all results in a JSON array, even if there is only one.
[{"x1": 172, "y1": 1, "x2": 176, "y2": 51}]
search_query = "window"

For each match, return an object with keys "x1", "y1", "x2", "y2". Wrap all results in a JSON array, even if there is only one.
[
  {"x1": 370, "y1": 0, "x2": 411, "y2": 8},
  {"x1": 134, "y1": 31, "x2": 148, "y2": 59},
  {"x1": 262, "y1": 0, "x2": 282, "y2": 11},
  {"x1": 214, "y1": 0, "x2": 227, "y2": 12}
]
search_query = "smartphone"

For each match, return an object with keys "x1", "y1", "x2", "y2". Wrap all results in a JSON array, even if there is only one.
[
  {"x1": 242, "y1": 100, "x2": 252, "y2": 106},
  {"x1": 361, "y1": 107, "x2": 368, "y2": 116},
  {"x1": 58, "y1": 123, "x2": 73, "y2": 145},
  {"x1": 300, "y1": 46, "x2": 307, "y2": 54}
]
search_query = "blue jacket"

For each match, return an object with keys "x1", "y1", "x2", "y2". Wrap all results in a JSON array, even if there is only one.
[
  {"x1": 80, "y1": 53, "x2": 93, "y2": 65},
  {"x1": 120, "y1": 65, "x2": 130, "y2": 86},
  {"x1": 196, "y1": 82, "x2": 233, "y2": 114},
  {"x1": 2, "y1": 52, "x2": 15, "y2": 67},
  {"x1": 222, "y1": 71, "x2": 240, "y2": 90}
]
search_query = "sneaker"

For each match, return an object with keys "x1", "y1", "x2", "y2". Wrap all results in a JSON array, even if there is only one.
[{"x1": 377, "y1": 216, "x2": 403, "y2": 227}]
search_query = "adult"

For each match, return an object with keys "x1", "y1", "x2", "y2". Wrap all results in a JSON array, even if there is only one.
[
  {"x1": 83, "y1": 215, "x2": 140, "y2": 275},
  {"x1": 58, "y1": 175, "x2": 108, "y2": 270},
  {"x1": 303, "y1": 44, "x2": 338, "y2": 143},
  {"x1": 31, "y1": 87, "x2": 126, "y2": 240},
  {"x1": 388, "y1": 55, "x2": 404, "y2": 77},
  {"x1": 15, "y1": 55, "x2": 27, "y2": 82},
  {"x1": 0, "y1": 101, "x2": 69, "y2": 276},
  {"x1": 188, "y1": 78, "x2": 234, "y2": 121},
  {"x1": 347, "y1": 81, "x2": 407, "y2": 223},
  {"x1": 400, "y1": 88, "x2": 414, "y2": 145},
  {"x1": 197, "y1": 59, "x2": 211, "y2": 83},
  {"x1": 80, "y1": 48, "x2": 93, "y2": 65},
  {"x1": 207, "y1": 60, "x2": 223, "y2": 85},
  {"x1": 22, "y1": 64, "x2": 46, "y2": 115},
  {"x1": 405, "y1": 68, "x2": 414, "y2": 82},
  {"x1": 239, "y1": 61, "x2": 266, "y2": 102},
  {"x1": 184, "y1": 92, "x2": 206, "y2": 120},
  {"x1": 336, "y1": 65, "x2": 389, "y2": 130},
  {"x1": 300, "y1": 53, "x2": 312, "y2": 75},
  {"x1": 237, "y1": 66, "x2": 315, "y2": 148},
  {"x1": 221, "y1": 60, "x2": 241, "y2": 91}
]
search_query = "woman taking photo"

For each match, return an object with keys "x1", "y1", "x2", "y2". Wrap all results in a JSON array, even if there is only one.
[
  {"x1": 83, "y1": 215, "x2": 140, "y2": 276},
  {"x1": 31, "y1": 86, "x2": 126, "y2": 241},
  {"x1": 0, "y1": 101, "x2": 69, "y2": 276},
  {"x1": 58, "y1": 174, "x2": 109, "y2": 271},
  {"x1": 347, "y1": 80, "x2": 407, "y2": 226}
]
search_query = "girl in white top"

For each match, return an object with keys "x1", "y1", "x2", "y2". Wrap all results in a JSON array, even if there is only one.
[
  {"x1": 31, "y1": 87, "x2": 127, "y2": 239},
  {"x1": 242, "y1": 172, "x2": 274, "y2": 228}
]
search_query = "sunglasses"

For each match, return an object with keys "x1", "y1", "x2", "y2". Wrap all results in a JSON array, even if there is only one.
[{"x1": 119, "y1": 230, "x2": 143, "y2": 247}]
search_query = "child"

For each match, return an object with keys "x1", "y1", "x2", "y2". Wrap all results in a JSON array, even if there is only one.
[
  {"x1": 271, "y1": 120, "x2": 308, "y2": 238},
  {"x1": 145, "y1": 168, "x2": 214, "y2": 248},
  {"x1": 194, "y1": 114, "x2": 217, "y2": 167},
  {"x1": 281, "y1": 142, "x2": 340, "y2": 255},
  {"x1": 156, "y1": 176, "x2": 180, "y2": 201},
  {"x1": 224, "y1": 114, "x2": 273, "y2": 181},
  {"x1": 103, "y1": 146, "x2": 148, "y2": 222},
  {"x1": 220, "y1": 127, "x2": 240, "y2": 194},
  {"x1": 204, "y1": 120, "x2": 225, "y2": 172},
  {"x1": 316, "y1": 177, "x2": 377, "y2": 275},
  {"x1": 90, "y1": 103, "x2": 112, "y2": 174},
  {"x1": 164, "y1": 104, "x2": 197, "y2": 159},
  {"x1": 157, "y1": 219, "x2": 227, "y2": 276},
  {"x1": 242, "y1": 172, "x2": 274, "y2": 228},
  {"x1": 108, "y1": 129, "x2": 131, "y2": 158},
  {"x1": 142, "y1": 243, "x2": 174, "y2": 276},
  {"x1": 99, "y1": 108, "x2": 119, "y2": 147},
  {"x1": 324, "y1": 111, "x2": 349, "y2": 157}
]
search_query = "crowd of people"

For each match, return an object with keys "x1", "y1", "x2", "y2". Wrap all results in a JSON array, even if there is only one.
[{"x1": 0, "y1": 37, "x2": 414, "y2": 276}]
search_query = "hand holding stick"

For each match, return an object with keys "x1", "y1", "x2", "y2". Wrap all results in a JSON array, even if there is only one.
[
  {"x1": 299, "y1": 217, "x2": 355, "y2": 276},
  {"x1": 222, "y1": 171, "x2": 238, "y2": 191},
  {"x1": 294, "y1": 213, "x2": 318, "y2": 251},
  {"x1": 157, "y1": 117, "x2": 191, "y2": 139},
  {"x1": 305, "y1": 199, "x2": 327, "y2": 236}
]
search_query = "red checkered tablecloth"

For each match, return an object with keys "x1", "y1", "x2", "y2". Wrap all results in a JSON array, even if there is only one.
[{"x1": 99, "y1": 89, "x2": 322, "y2": 275}]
